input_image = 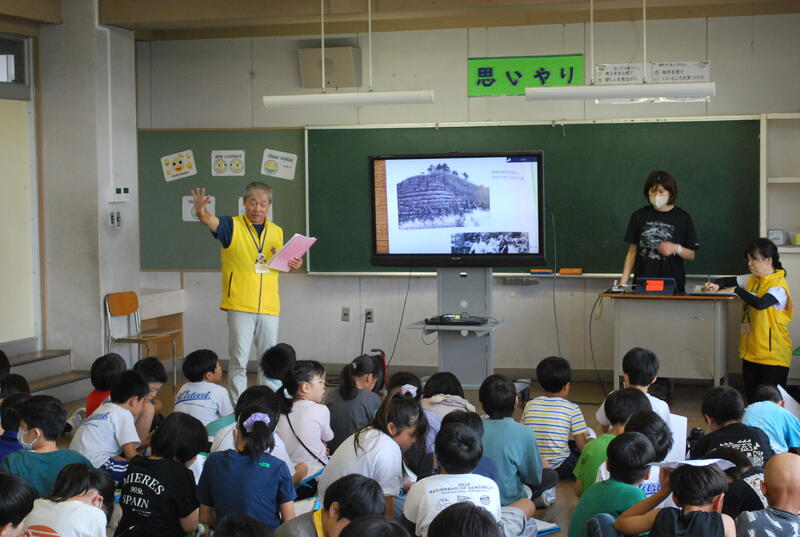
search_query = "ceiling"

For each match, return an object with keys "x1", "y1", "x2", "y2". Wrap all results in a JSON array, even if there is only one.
[{"x1": 97, "y1": 0, "x2": 800, "y2": 41}]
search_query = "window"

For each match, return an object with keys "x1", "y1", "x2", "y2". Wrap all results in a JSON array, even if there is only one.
[{"x1": 0, "y1": 35, "x2": 30, "y2": 100}]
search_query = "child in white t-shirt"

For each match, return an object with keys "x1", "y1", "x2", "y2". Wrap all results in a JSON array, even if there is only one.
[
  {"x1": 24, "y1": 463, "x2": 115, "y2": 537},
  {"x1": 596, "y1": 348, "x2": 672, "y2": 429},
  {"x1": 174, "y1": 349, "x2": 234, "y2": 426},
  {"x1": 403, "y1": 422, "x2": 534, "y2": 537},
  {"x1": 69, "y1": 370, "x2": 147, "y2": 483},
  {"x1": 317, "y1": 395, "x2": 428, "y2": 517},
  {"x1": 276, "y1": 361, "x2": 334, "y2": 465}
]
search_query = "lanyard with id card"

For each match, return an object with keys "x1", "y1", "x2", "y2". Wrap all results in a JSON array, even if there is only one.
[
  {"x1": 245, "y1": 221, "x2": 270, "y2": 273},
  {"x1": 740, "y1": 278, "x2": 760, "y2": 334}
]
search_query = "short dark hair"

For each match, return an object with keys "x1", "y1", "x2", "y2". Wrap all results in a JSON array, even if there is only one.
[
  {"x1": 0, "y1": 473, "x2": 36, "y2": 526},
  {"x1": 752, "y1": 384, "x2": 782, "y2": 404},
  {"x1": 338, "y1": 515, "x2": 410, "y2": 537},
  {"x1": 18, "y1": 395, "x2": 67, "y2": 441},
  {"x1": 441, "y1": 410, "x2": 484, "y2": 437},
  {"x1": 110, "y1": 370, "x2": 149, "y2": 404},
  {"x1": 622, "y1": 348, "x2": 659, "y2": 386},
  {"x1": 322, "y1": 474, "x2": 385, "y2": 520},
  {"x1": 182, "y1": 349, "x2": 219, "y2": 382},
  {"x1": 213, "y1": 514, "x2": 272, "y2": 537},
  {"x1": 0, "y1": 349, "x2": 9, "y2": 380},
  {"x1": 90, "y1": 353, "x2": 127, "y2": 391},
  {"x1": 427, "y1": 502, "x2": 501, "y2": 537},
  {"x1": 604, "y1": 388, "x2": 651, "y2": 425},
  {"x1": 50, "y1": 464, "x2": 116, "y2": 520},
  {"x1": 625, "y1": 411, "x2": 673, "y2": 462},
  {"x1": 648, "y1": 377, "x2": 673, "y2": 406},
  {"x1": 536, "y1": 356, "x2": 572, "y2": 393},
  {"x1": 132, "y1": 357, "x2": 168, "y2": 384},
  {"x1": 386, "y1": 371, "x2": 422, "y2": 401},
  {"x1": 435, "y1": 422, "x2": 483, "y2": 475},
  {"x1": 151, "y1": 412, "x2": 209, "y2": 464},
  {"x1": 606, "y1": 431, "x2": 656, "y2": 484},
  {"x1": 702, "y1": 386, "x2": 744, "y2": 425},
  {"x1": 706, "y1": 447, "x2": 751, "y2": 480},
  {"x1": 643, "y1": 170, "x2": 677, "y2": 205},
  {"x1": 1, "y1": 374, "x2": 30, "y2": 398},
  {"x1": 260, "y1": 343, "x2": 296, "y2": 380},
  {"x1": 670, "y1": 464, "x2": 727, "y2": 507},
  {"x1": 479, "y1": 375, "x2": 517, "y2": 419},
  {"x1": 423, "y1": 372, "x2": 465, "y2": 399},
  {"x1": 1, "y1": 392, "x2": 30, "y2": 431}
]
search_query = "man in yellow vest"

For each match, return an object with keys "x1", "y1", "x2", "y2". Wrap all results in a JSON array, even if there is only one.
[{"x1": 191, "y1": 183, "x2": 302, "y2": 402}]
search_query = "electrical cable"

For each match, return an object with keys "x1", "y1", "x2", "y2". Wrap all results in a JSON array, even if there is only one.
[
  {"x1": 359, "y1": 312, "x2": 368, "y2": 355},
  {"x1": 550, "y1": 208, "x2": 562, "y2": 356},
  {"x1": 386, "y1": 271, "x2": 412, "y2": 367},
  {"x1": 588, "y1": 294, "x2": 608, "y2": 397},
  {"x1": 420, "y1": 329, "x2": 437, "y2": 346}
]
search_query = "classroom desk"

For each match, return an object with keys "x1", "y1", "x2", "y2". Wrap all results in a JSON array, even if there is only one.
[{"x1": 599, "y1": 293, "x2": 737, "y2": 390}]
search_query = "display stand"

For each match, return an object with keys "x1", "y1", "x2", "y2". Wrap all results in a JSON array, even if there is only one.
[{"x1": 408, "y1": 268, "x2": 504, "y2": 388}]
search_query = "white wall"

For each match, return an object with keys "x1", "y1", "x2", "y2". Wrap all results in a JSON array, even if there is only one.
[{"x1": 135, "y1": 14, "x2": 800, "y2": 375}]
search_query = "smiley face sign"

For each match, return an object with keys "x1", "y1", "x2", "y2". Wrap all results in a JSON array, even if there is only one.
[
  {"x1": 161, "y1": 150, "x2": 197, "y2": 182},
  {"x1": 211, "y1": 150, "x2": 246, "y2": 176}
]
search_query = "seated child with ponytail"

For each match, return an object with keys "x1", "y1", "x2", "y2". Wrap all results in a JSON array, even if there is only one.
[
  {"x1": 317, "y1": 393, "x2": 428, "y2": 517},
  {"x1": 276, "y1": 361, "x2": 334, "y2": 465},
  {"x1": 325, "y1": 354, "x2": 382, "y2": 454},
  {"x1": 198, "y1": 406, "x2": 296, "y2": 530}
]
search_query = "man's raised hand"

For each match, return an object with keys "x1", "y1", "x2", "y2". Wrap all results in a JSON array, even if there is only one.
[{"x1": 191, "y1": 187, "x2": 211, "y2": 215}]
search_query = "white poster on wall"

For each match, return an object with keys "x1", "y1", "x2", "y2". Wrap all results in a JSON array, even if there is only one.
[
  {"x1": 161, "y1": 150, "x2": 197, "y2": 182},
  {"x1": 182, "y1": 195, "x2": 214, "y2": 222},
  {"x1": 211, "y1": 150, "x2": 246, "y2": 176},
  {"x1": 260, "y1": 148, "x2": 297, "y2": 180}
]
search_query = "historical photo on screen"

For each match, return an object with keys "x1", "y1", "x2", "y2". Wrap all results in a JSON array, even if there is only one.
[{"x1": 450, "y1": 232, "x2": 529, "y2": 254}]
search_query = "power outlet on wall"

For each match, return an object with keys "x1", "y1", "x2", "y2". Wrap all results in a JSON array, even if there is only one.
[
  {"x1": 365, "y1": 308, "x2": 374, "y2": 323},
  {"x1": 341, "y1": 307, "x2": 350, "y2": 322}
]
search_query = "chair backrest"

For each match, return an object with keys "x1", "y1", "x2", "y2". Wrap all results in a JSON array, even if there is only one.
[{"x1": 106, "y1": 291, "x2": 140, "y2": 317}]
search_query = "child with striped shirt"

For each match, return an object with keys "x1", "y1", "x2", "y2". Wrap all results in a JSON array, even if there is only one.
[{"x1": 522, "y1": 356, "x2": 589, "y2": 479}]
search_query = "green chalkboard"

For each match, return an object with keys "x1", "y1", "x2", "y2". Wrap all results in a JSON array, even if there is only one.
[
  {"x1": 308, "y1": 121, "x2": 759, "y2": 274},
  {"x1": 138, "y1": 129, "x2": 305, "y2": 270}
]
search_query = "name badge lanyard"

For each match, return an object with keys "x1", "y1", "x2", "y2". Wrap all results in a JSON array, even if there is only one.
[
  {"x1": 245, "y1": 220, "x2": 268, "y2": 264},
  {"x1": 741, "y1": 279, "x2": 761, "y2": 325}
]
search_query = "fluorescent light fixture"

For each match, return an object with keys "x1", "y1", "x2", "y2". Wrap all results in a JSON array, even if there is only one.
[
  {"x1": 525, "y1": 82, "x2": 715, "y2": 102},
  {"x1": 263, "y1": 89, "x2": 435, "y2": 109}
]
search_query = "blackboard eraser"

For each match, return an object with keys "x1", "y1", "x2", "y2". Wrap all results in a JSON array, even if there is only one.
[
  {"x1": 559, "y1": 268, "x2": 583, "y2": 275},
  {"x1": 529, "y1": 268, "x2": 553, "y2": 274}
]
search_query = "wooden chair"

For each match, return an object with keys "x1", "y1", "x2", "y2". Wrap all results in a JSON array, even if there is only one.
[{"x1": 104, "y1": 291, "x2": 179, "y2": 389}]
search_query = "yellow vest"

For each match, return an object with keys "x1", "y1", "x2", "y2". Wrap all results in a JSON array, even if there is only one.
[
  {"x1": 219, "y1": 215, "x2": 283, "y2": 315},
  {"x1": 739, "y1": 269, "x2": 793, "y2": 367}
]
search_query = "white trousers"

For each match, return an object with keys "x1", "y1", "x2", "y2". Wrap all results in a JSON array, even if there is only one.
[{"x1": 227, "y1": 310, "x2": 279, "y2": 403}]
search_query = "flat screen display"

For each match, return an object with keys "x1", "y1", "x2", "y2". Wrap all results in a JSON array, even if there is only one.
[{"x1": 370, "y1": 152, "x2": 545, "y2": 267}]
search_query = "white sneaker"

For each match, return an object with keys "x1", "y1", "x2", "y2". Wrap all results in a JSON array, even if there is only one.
[
  {"x1": 533, "y1": 486, "x2": 557, "y2": 508},
  {"x1": 65, "y1": 408, "x2": 86, "y2": 435}
]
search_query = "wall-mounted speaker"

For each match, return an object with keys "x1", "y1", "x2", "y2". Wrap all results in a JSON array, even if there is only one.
[{"x1": 298, "y1": 46, "x2": 362, "y2": 89}]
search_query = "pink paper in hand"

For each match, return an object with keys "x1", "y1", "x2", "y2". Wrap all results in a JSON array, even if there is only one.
[{"x1": 268, "y1": 234, "x2": 317, "y2": 272}]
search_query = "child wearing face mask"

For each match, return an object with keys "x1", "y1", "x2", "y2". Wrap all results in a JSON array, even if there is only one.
[
  {"x1": 619, "y1": 170, "x2": 699, "y2": 294},
  {"x1": 0, "y1": 395, "x2": 91, "y2": 497}
]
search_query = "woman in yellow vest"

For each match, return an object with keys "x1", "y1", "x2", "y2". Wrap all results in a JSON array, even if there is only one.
[{"x1": 705, "y1": 238, "x2": 793, "y2": 402}]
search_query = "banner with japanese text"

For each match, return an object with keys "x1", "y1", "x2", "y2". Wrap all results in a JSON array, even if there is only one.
[{"x1": 468, "y1": 54, "x2": 584, "y2": 97}]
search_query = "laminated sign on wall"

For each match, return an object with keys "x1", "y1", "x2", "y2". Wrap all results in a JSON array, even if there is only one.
[
  {"x1": 261, "y1": 148, "x2": 297, "y2": 180},
  {"x1": 161, "y1": 150, "x2": 197, "y2": 182},
  {"x1": 211, "y1": 149, "x2": 246, "y2": 176},
  {"x1": 182, "y1": 195, "x2": 214, "y2": 222}
]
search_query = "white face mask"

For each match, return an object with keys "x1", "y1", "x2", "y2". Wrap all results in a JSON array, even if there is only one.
[
  {"x1": 17, "y1": 428, "x2": 35, "y2": 450},
  {"x1": 649, "y1": 194, "x2": 669, "y2": 209}
]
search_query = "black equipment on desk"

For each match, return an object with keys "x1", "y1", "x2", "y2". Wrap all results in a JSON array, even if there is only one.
[{"x1": 424, "y1": 313, "x2": 488, "y2": 326}]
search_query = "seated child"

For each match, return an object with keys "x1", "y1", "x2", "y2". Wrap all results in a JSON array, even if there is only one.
[
  {"x1": 326, "y1": 354, "x2": 382, "y2": 454},
  {"x1": 70, "y1": 370, "x2": 147, "y2": 483},
  {"x1": 318, "y1": 395, "x2": 427, "y2": 517},
  {"x1": 574, "y1": 388, "x2": 650, "y2": 496},
  {"x1": 479, "y1": 374, "x2": 558, "y2": 506},
  {"x1": 420, "y1": 372, "x2": 476, "y2": 419},
  {"x1": 706, "y1": 447, "x2": 766, "y2": 519},
  {"x1": 276, "y1": 360, "x2": 334, "y2": 465},
  {"x1": 274, "y1": 474, "x2": 385, "y2": 537},
  {"x1": 404, "y1": 423, "x2": 534, "y2": 537},
  {"x1": 0, "y1": 395, "x2": 91, "y2": 497},
  {"x1": 569, "y1": 432, "x2": 655, "y2": 537},
  {"x1": 338, "y1": 516, "x2": 411, "y2": 537},
  {"x1": 417, "y1": 410, "x2": 498, "y2": 481},
  {"x1": 198, "y1": 405, "x2": 296, "y2": 529},
  {"x1": 132, "y1": 356, "x2": 168, "y2": 444},
  {"x1": 24, "y1": 463, "x2": 115, "y2": 537},
  {"x1": 615, "y1": 463, "x2": 736, "y2": 537},
  {"x1": 735, "y1": 452, "x2": 800, "y2": 537},
  {"x1": 690, "y1": 385, "x2": 775, "y2": 467},
  {"x1": 742, "y1": 384, "x2": 800, "y2": 454},
  {"x1": 174, "y1": 349, "x2": 234, "y2": 426},
  {"x1": 0, "y1": 375, "x2": 30, "y2": 400},
  {"x1": 214, "y1": 514, "x2": 273, "y2": 537},
  {"x1": 595, "y1": 410, "x2": 673, "y2": 499},
  {"x1": 596, "y1": 348, "x2": 671, "y2": 430},
  {"x1": 387, "y1": 372, "x2": 440, "y2": 474},
  {"x1": 0, "y1": 473, "x2": 36, "y2": 537},
  {"x1": 522, "y1": 356, "x2": 590, "y2": 479},
  {"x1": 118, "y1": 412, "x2": 208, "y2": 537},
  {"x1": 260, "y1": 342, "x2": 296, "y2": 393},
  {"x1": 427, "y1": 502, "x2": 501, "y2": 537},
  {"x1": 0, "y1": 393, "x2": 30, "y2": 462},
  {"x1": 86, "y1": 353, "x2": 126, "y2": 416}
]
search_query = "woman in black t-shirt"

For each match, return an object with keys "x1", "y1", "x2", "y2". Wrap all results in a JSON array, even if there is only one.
[{"x1": 619, "y1": 171, "x2": 699, "y2": 293}]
